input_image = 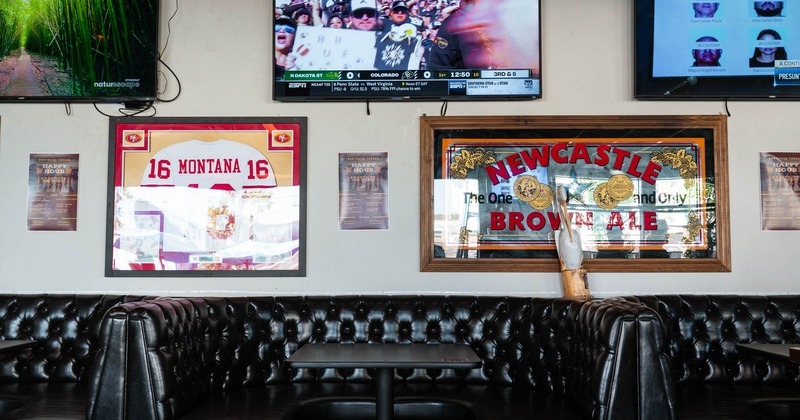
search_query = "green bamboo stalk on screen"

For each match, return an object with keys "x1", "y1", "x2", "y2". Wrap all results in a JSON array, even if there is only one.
[
  {"x1": 3, "y1": 0, "x2": 154, "y2": 95},
  {"x1": 0, "y1": 0, "x2": 24, "y2": 57}
]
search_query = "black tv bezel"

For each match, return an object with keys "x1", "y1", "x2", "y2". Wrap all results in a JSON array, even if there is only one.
[
  {"x1": 0, "y1": 0, "x2": 160, "y2": 104},
  {"x1": 634, "y1": 0, "x2": 800, "y2": 100},
  {"x1": 272, "y1": 0, "x2": 543, "y2": 102}
]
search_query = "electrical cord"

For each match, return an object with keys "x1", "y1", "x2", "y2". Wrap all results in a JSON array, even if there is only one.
[
  {"x1": 92, "y1": 0, "x2": 181, "y2": 116},
  {"x1": 156, "y1": 0, "x2": 182, "y2": 103}
]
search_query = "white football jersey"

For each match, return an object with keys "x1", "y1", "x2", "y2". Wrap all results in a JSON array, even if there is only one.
[{"x1": 140, "y1": 140, "x2": 277, "y2": 190}]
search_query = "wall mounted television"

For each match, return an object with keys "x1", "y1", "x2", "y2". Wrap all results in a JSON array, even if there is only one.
[
  {"x1": 635, "y1": 1, "x2": 800, "y2": 100},
  {"x1": 273, "y1": 0, "x2": 541, "y2": 101},
  {"x1": 0, "y1": 0, "x2": 159, "y2": 104}
]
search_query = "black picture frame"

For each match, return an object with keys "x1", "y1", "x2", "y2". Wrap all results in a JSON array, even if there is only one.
[{"x1": 105, "y1": 116, "x2": 307, "y2": 277}]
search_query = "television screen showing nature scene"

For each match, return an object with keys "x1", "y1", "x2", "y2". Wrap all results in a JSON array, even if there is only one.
[{"x1": 0, "y1": 0, "x2": 159, "y2": 102}]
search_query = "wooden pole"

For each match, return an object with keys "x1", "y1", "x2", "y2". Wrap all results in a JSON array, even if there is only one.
[{"x1": 561, "y1": 268, "x2": 591, "y2": 299}]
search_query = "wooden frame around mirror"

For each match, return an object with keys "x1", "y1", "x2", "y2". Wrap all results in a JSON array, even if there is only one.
[{"x1": 420, "y1": 115, "x2": 730, "y2": 273}]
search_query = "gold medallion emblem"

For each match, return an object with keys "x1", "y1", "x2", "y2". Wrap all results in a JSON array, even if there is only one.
[
  {"x1": 593, "y1": 183, "x2": 619, "y2": 210},
  {"x1": 528, "y1": 184, "x2": 554, "y2": 210},
  {"x1": 513, "y1": 175, "x2": 540, "y2": 202},
  {"x1": 606, "y1": 174, "x2": 634, "y2": 201}
]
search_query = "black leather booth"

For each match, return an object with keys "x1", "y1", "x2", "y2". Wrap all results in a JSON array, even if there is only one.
[
  {"x1": 0, "y1": 294, "x2": 149, "y2": 419},
  {"x1": 9, "y1": 293, "x2": 794, "y2": 419},
  {"x1": 613, "y1": 295, "x2": 800, "y2": 420},
  {"x1": 86, "y1": 296, "x2": 668, "y2": 420}
]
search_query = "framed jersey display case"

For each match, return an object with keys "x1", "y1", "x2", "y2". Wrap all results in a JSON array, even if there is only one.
[{"x1": 105, "y1": 117, "x2": 307, "y2": 277}]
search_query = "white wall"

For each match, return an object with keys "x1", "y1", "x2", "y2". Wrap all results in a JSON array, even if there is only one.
[{"x1": 0, "y1": 0, "x2": 798, "y2": 297}]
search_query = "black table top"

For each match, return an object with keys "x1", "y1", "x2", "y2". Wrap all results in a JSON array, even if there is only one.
[
  {"x1": 0, "y1": 340, "x2": 35, "y2": 353},
  {"x1": 286, "y1": 343, "x2": 482, "y2": 369},
  {"x1": 737, "y1": 343, "x2": 800, "y2": 362}
]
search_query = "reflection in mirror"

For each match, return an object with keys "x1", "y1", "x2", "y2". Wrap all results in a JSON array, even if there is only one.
[{"x1": 421, "y1": 115, "x2": 730, "y2": 273}]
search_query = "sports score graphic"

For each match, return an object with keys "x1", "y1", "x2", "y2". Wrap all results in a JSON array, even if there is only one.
[{"x1": 106, "y1": 117, "x2": 307, "y2": 277}]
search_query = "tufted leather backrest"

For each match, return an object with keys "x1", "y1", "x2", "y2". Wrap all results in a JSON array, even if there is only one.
[
  {"x1": 622, "y1": 295, "x2": 800, "y2": 384},
  {"x1": 0, "y1": 294, "x2": 150, "y2": 384},
  {"x1": 88, "y1": 295, "x2": 571, "y2": 419},
  {"x1": 209, "y1": 296, "x2": 558, "y2": 389},
  {"x1": 89, "y1": 295, "x2": 673, "y2": 420},
  {"x1": 561, "y1": 298, "x2": 676, "y2": 420},
  {"x1": 88, "y1": 297, "x2": 214, "y2": 420}
]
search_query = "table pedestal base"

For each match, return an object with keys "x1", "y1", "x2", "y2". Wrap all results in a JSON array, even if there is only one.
[
  {"x1": 288, "y1": 399, "x2": 476, "y2": 420},
  {"x1": 376, "y1": 368, "x2": 394, "y2": 420}
]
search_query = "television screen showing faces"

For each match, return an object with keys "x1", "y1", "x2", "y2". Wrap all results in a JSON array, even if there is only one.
[
  {"x1": 273, "y1": 0, "x2": 542, "y2": 101},
  {"x1": 635, "y1": 1, "x2": 800, "y2": 99}
]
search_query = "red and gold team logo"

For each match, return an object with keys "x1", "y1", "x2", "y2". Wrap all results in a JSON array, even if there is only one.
[
  {"x1": 272, "y1": 130, "x2": 294, "y2": 147},
  {"x1": 122, "y1": 130, "x2": 146, "y2": 147}
]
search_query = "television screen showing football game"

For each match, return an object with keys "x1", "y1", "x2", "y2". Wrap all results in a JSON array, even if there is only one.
[{"x1": 273, "y1": 0, "x2": 542, "y2": 101}]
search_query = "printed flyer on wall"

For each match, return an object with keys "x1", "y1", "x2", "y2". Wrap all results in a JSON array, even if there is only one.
[
  {"x1": 338, "y1": 152, "x2": 389, "y2": 230},
  {"x1": 760, "y1": 152, "x2": 800, "y2": 230},
  {"x1": 27, "y1": 153, "x2": 79, "y2": 231}
]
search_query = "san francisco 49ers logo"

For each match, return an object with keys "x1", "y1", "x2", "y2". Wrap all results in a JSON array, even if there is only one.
[
  {"x1": 122, "y1": 130, "x2": 146, "y2": 147},
  {"x1": 272, "y1": 130, "x2": 293, "y2": 147}
]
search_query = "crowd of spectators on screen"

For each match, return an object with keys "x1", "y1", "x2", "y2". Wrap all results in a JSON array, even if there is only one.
[
  {"x1": 275, "y1": 0, "x2": 538, "y2": 73},
  {"x1": 275, "y1": 0, "x2": 457, "y2": 32},
  {"x1": 274, "y1": 0, "x2": 459, "y2": 72}
]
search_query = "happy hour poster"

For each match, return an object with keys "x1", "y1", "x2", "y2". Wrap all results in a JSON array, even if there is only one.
[{"x1": 27, "y1": 153, "x2": 79, "y2": 231}]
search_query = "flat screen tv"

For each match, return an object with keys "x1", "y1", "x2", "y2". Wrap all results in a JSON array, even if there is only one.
[
  {"x1": 273, "y1": 0, "x2": 541, "y2": 101},
  {"x1": 0, "y1": 0, "x2": 159, "y2": 104},
  {"x1": 635, "y1": 1, "x2": 800, "y2": 100}
]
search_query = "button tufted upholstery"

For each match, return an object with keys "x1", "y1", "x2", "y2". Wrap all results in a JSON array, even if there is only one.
[
  {"x1": 559, "y1": 298, "x2": 675, "y2": 420},
  {"x1": 0, "y1": 294, "x2": 150, "y2": 384},
  {"x1": 0, "y1": 294, "x2": 151, "y2": 419},
  {"x1": 7, "y1": 293, "x2": 798, "y2": 419},
  {"x1": 613, "y1": 295, "x2": 800, "y2": 420},
  {"x1": 618, "y1": 295, "x2": 800, "y2": 384},
  {"x1": 87, "y1": 295, "x2": 673, "y2": 420}
]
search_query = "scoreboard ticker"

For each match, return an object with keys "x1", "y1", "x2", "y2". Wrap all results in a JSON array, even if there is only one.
[{"x1": 278, "y1": 69, "x2": 539, "y2": 98}]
